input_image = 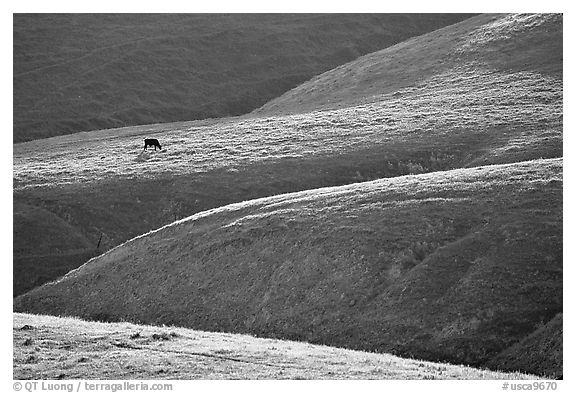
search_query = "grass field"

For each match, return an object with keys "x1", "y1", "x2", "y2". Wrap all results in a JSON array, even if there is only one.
[
  {"x1": 14, "y1": 63, "x2": 561, "y2": 191},
  {"x1": 14, "y1": 158, "x2": 562, "y2": 377},
  {"x1": 256, "y1": 14, "x2": 562, "y2": 116},
  {"x1": 14, "y1": 13, "x2": 473, "y2": 142},
  {"x1": 13, "y1": 13, "x2": 562, "y2": 378},
  {"x1": 14, "y1": 313, "x2": 535, "y2": 379},
  {"x1": 13, "y1": 14, "x2": 562, "y2": 298}
]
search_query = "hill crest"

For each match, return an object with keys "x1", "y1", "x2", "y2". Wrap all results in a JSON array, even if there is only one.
[
  {"x1": 254, "y1": 13, "x2": 562, "y2": 116},
  {"x1": 13, "y1": 12, "x2": 563, "y2": 303},
  {"x1": 13, "y1": 13, "x2": 474, "y2": 142},
  {"x1": 15, "y1": 158, "x2": 563, "y2": 376}
]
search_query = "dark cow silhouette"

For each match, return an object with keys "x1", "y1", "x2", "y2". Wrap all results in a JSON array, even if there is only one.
[{"x1": 144, "y1": 138, "x2": 162, "y2": 151}]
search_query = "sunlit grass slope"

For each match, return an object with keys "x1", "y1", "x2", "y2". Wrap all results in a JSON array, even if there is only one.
[
  {"x1": 255, "y1": 13, "x2": 562, "y2": 116},
  {"x1": 13, "y1": 13, "x2": 562, "y2": 295},
  {"x1": 14, "y1": 313, "x2": 533, "y2": 380},
  {"x1": 15, "y1": 158, "x2": 562, "y2": 376},
  {"x1": 14, "y1": 13, "x2": 473, "y2": 142},
  {"x1": 13, "y1": 13, "x2": 562, "y2": 192}
]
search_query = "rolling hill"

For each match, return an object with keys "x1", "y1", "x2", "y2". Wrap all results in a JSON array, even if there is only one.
[
  {"x1": 255, "y1": 13, "x2": 562, "y2": 116},
  {"x1": 486, "y1": 313, "x2": 563, "y2": 379},
  {"x1": 14, "y1": 158, "x2": 563, "y2": 377},
  {"x1": 13, "y1": 13, "x2": 562, "y2": 377},
  {"x1": 13, "y1": 13, "x2": 474, "y2": 142},
  {"x1": 14, "y1": 313, "x2": 534, "y2": 379},
  {"x1": 13, "y1": 13, "x2": 562, "y2": 297}
]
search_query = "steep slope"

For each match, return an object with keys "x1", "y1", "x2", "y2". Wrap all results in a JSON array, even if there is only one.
[
  {"x1": 15, "y1": 158, "x2": 563, "y2": 376},
  {"x1": 14, "y1": 313, "x2": 533, "y2": 379},
  {"x1": 13, "y1": 13, "x2": 562, "y2": 295},
  {"x1": 13, "y1": 13, "x2": 474, "y2": 142}
]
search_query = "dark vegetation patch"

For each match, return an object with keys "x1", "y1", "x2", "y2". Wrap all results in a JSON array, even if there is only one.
[
  {"x1": 87, "y1": 313, "x2": 122, "y2": 324},
  {"x1": 13, "y1": 251, "x2": 100, "y2": 297},
  {"x1": 151, "y1": 332, "x2": 173, "y2": 341},
  {"x1": 112, "y1": 341, "x2": 141, "y2": 349},
  {"x1": 13, "y1": 201, "x2": 101, "y2": 296},
  {"x1": 487, "y1": 313, "x2": 563, "y2": 379}
]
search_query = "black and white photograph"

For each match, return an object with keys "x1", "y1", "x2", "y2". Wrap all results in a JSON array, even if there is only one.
[{"x1": 9, "y1": 3, "x2": 567, "y2": 386}]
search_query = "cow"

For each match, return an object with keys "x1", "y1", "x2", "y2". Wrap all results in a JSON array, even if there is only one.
[{"x1": 144, "y1": 138, "x2": 162, "y2": 151}]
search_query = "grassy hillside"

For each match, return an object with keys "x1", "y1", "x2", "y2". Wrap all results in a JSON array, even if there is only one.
[
  {"x1": 14, "y1": 313, "x2": 533, "y2": 379},
  {"x1": 487, "y1": 314, "x2": 562, "y2": 379},
  {"x1": 14, "y1": 252, "x2": 100, "y2": 298},
  {"x1": 13, "y1": 202, "x2": 94, "y2": 256},
  {"x1": 13, "y1": 13, "x2": 562, "y2": 296},
  {"x1": 14, "y1": 159, "x2": 563, "y2": 377},
  {"x1": 13, "y1": 13, "x2": 474, "y2": 142},
  {"x1": 13, "y1": 14, "x2": 563, "y2": 376},
  {"x1": 13, "y1": 202, "x2": 100, "y2": 296},
  {"x1": 255, "y1": 13, "x2": 562, "y2": 116}
]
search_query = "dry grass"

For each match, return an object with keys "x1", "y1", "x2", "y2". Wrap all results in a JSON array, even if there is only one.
[
  {"x1": 13, "y1": 14, "x2": 563, "y2": 378},
  {"x1": 13, "y1": 15, "x2": 562, "y2": 191},
  {"x1": 14, "y1": 14, "x2": 473, "y2": 142},
  {"x1": 13, "y1": 313, "x2": 534, "y2": 380},
  {"x1": 15, "y1": 159, "x2": 563, "y2": 377},
  {"x1": 12, "y1": 45, "x2": 562, "y2": 294},
  {"x1": 13, "y1": 64, "x2": 561, "y2": 191},
  {"x1": 256, "y1": 14, "x2": 561, "y2": 115}
]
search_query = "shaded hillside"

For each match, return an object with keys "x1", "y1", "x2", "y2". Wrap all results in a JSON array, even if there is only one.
[
  {"x1": 487, "y1": 314, "x2": 562, "y2": 379},
  {"x1": 12, "y1": 202, "x2": 99, "y2": 297},
  {"x1": 13, "y1": 202, "x2": 94, "y2": 256},
  {"x1": 14, "y1": 313, "x2": 533, "y2": 379},
  {"x1": 13, "y1": 13, "x2": 474, "y2": 142},
  {"x1": 15, "y1": 158, "x2": 563, "y2": 376},
  {"x1": 13, "y1": 13, "x2": 562, "y2": 296},
  {"x1": 14, "y1": 251, "x2": 100, "y2": 298}
]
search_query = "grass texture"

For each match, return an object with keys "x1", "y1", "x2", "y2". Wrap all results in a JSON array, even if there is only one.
[
  {"x1": 14, "y1": 313, "x2": 535, "y2": 380},
  {"x1": 13, "y1": 14, "x2": 562, "y2": 296},
  {"x1": 14, "y1": 13, "x2": 473, "y2": 142},
  {"x1": 13, "y1": 14, "x2": 563, "y2": 377},
  {"x1": 15, "y1": 159, "x2": 562, "y2": 377}
]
